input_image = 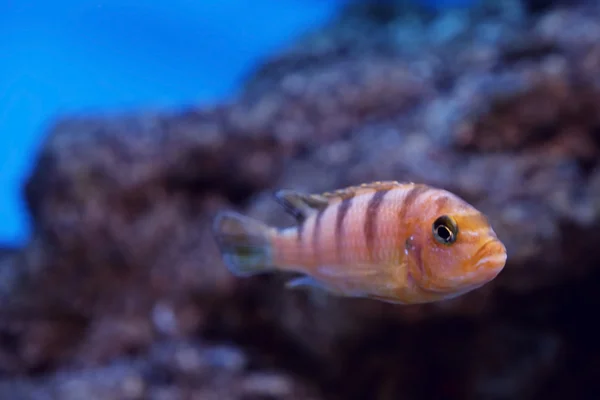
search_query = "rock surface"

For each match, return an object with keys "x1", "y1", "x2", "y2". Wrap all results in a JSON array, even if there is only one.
[{"x1": 1, "y1": 0, "x2": 600, "y2": 398}]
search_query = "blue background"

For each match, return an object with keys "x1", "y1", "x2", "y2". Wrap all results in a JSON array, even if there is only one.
[{"x1": 0, "y1": 0, "x2": 477, "y2": 246}]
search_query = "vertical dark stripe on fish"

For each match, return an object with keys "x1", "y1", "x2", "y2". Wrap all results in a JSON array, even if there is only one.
[
  {"x1": 405, "y1": 237, "x2": 424, "y2": 272},
  {"x1": 296, "y1": 221, "x2": 304, "y2": 244},
  {"x1": 434, "y1": 193, "x2": 450, "y2": 212},
  {"x1": 335, "y1": 196, "x2": 353, "y2": 262},
  {"x1": 364, "y1": 189, "x2": 390, "y2": 261},
  {"x1": 398, "y1": 184, "x2": 430, "y2": 223},
  {"x1": 296, "y1": 220, "x2": 305, "y2": 261},
  {"x1": 312, "y1": 207, "x2": 326, "y2": 265}
]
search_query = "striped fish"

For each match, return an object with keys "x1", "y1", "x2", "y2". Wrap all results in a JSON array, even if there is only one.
[{"x1": 212, "y1": 181, "x2": 507, "y2": 304}]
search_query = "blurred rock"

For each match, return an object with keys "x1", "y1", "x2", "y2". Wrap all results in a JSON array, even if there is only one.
[
  {"x1": 0, "y1": 340, "x2": 322, "y2": 400},
  {"x1": 2, "y1": 0, "x2": 600, "y2": 398}
]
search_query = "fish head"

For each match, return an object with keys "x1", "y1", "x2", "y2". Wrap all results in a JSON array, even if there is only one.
[{"x1": 405, "y1": 190, "x2": 507, "y2": 296}]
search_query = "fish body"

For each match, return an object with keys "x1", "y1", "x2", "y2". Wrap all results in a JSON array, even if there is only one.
[{"x1": 212, "y1": 181, "x2": 507, "y2": 305}]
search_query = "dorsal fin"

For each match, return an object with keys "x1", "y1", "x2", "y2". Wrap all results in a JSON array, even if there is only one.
[
  {"x1": 320, "y1": 181, "x2": 405, "y2": 201},
  {"x1": 274, "y1": 181, "x2": 407, "y2": 222},
  {"x1": 274, "y1": 190, "x2": 329, "y2": 222}
]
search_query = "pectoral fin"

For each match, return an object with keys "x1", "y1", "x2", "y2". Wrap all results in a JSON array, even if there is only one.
[{"x1": 285, "y1": 275, "x2": 349, "y2": 297}]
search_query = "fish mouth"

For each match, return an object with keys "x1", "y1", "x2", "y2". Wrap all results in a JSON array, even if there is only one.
[
  {"x1": 417, "y1": 239, "x2": 507, "y2": 295},
  {"x1": 430, "y1": 239, "x2": 507, "y2": 293},
  {"x1": 473, "y1": 239, "x2": 507, "y2": 278}
]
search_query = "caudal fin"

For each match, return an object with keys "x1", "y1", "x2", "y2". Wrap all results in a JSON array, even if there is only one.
[{"x1": 212, "y1": 211, "x2": 276, "y2": 277}]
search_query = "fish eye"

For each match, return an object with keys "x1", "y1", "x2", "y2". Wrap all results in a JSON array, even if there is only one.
[{"x1": 432, "y1": 215, "x2": 458, "y2": 245}]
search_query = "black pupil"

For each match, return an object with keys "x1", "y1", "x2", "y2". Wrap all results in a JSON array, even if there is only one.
[{"x1": 437, "y1": 225, "x2": 452, "y2": 241}]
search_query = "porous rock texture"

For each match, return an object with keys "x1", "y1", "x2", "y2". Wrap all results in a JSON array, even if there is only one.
[{"x1": 2, "y1": 0, "x2": 600, "y2": 398}]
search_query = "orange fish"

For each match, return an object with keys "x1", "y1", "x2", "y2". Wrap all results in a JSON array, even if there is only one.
[{"x1": 212, "y1": 181, "x2": 507, "y2": 304}]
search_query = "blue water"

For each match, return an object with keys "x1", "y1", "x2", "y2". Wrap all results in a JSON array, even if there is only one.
[{"x1": 0, "y1": 0, "x2": 478, "y2": 246}]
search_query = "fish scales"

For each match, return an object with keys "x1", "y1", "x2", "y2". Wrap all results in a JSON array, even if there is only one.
[
  {"x1": 374, "y1": 187, "x2": 410, "y2": 265},
  {"x1": 272, "y1": 191, "x2": 365, "y2": 269},
  {"x1": 274, "y1": 184, "x2": 420, "y2": 271},
  {"x1": 334, "y1": 195, "x2": 353, "y2": 263},
  {"x1": 274, "y1": 185, "x2": 411, "y2": 269},
  {"x1": 272, "y1": 221, "x2": 310, "y2": 268},
  {"x1": 313, "y1": 202, "x2": 336, "y2": 266},
  {"x1": 335, "y1": 189, "x2": 374, "y2": 266}
]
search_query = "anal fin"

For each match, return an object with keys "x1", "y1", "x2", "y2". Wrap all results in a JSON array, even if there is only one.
[
  {"x1": 286, "y1": 276, "x2": 344, "y2": 306},
  {"x1": 286, "y1": 276, "x2": 329, "y2": 291},
  {"x1": 286, "y1": 275, "x2": 348, "y2": 295}
]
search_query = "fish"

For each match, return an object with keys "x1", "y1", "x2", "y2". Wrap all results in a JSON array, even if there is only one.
[{"x1": 211, "y1": 181, "x2": 507, "y2": 305}]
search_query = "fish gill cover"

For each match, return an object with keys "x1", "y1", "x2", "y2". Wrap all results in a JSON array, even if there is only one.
[{"x1": 1, "y1": 0, "x2": 600, "y2": 399}]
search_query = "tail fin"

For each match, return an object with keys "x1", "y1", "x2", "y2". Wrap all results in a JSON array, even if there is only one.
[{"x1": 212, "y1": 211, "x2": 276, "y2": 277}]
